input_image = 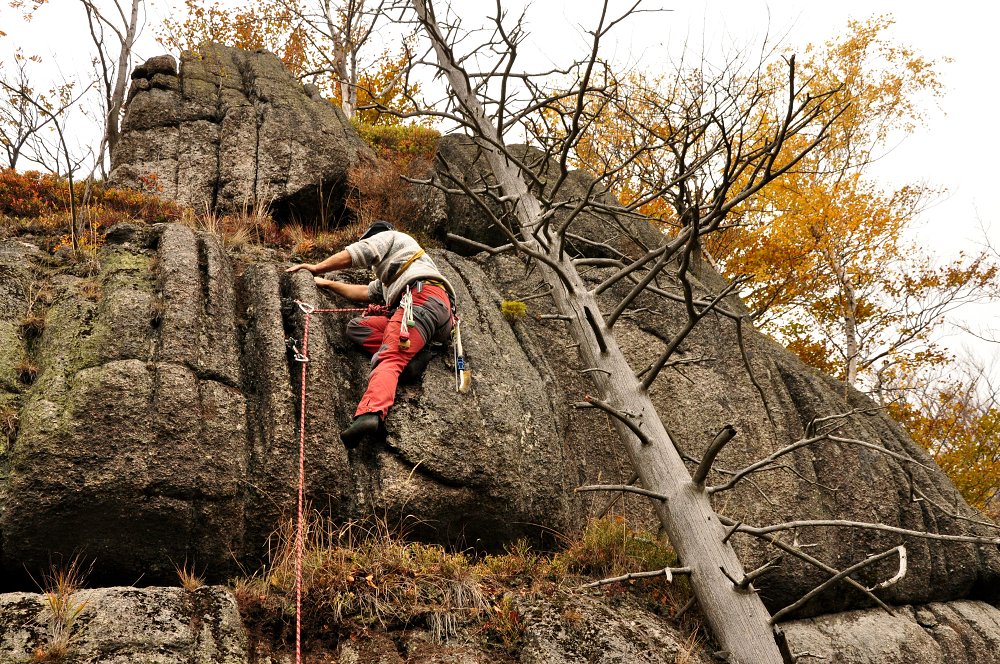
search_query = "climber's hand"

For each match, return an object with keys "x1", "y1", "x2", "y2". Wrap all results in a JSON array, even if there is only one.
[{"x1": 285, "y1": 263, "x2": 316, "y2": 274}]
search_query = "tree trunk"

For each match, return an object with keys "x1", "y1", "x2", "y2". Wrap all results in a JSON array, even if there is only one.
[
  {"x1": 410, "y1": 1, "x2": 783, "y2": 661},
  {"x1": 105, "y1": 0, "x2": 141, "y2": 158},
  {"x1": 825, "y1": 244, "x2": 860, "y2": 385}
]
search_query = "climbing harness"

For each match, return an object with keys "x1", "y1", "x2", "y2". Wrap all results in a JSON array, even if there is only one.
[{"x1": 383, "y1": 248, "x2": 425, "y2": 287}]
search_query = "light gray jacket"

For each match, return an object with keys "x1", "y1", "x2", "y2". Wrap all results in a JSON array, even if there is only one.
[{"x1": 344, "y1": 231, "x2": 455, "y2": 307}]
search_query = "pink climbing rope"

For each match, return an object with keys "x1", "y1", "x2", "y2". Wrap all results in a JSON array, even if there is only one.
[{"x1": 292, "y1": 301, "x2": 378, "y2": 664}]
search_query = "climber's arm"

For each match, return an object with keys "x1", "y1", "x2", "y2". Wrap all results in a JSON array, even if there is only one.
[
  {"x1": 314, "y1": 278, "x2": 371, "y2": 302},
  {"x1": 285, "y1": 249, "x2": 353, "y2": 275}
]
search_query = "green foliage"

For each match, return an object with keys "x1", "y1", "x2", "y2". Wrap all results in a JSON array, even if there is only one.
[
  {"x1": 554, "y1": 516, "x2": 678, "y2": 578},
  {"x1": 353, "y1": 121, "x2": 440, "y2": 163},
  {"x1": 500, "y1": 300, "x2": 527, "y2": 321}
]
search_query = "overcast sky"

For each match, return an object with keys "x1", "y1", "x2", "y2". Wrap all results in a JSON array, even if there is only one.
[{"x1": 3, "y1": 0, "x2": 998, "y2": 364}]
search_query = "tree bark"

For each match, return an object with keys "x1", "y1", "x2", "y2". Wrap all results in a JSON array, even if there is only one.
[{"x1": 410, "y1": 1, "x2": 784, "y2": 661}]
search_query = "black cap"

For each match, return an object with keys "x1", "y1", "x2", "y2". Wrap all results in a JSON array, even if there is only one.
[{"x1": 359, "y1": 220, "x2": 394, "y2": 240}]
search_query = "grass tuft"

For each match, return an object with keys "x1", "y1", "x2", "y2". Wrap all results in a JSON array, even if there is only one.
[{"x1": 30, "y1": 557, "x2": 91, "y2": 663}]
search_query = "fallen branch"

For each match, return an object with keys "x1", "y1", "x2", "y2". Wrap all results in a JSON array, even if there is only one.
[
  {"x1": 741, "y1": 520, "x2": 1000, "y2": 545},
  {"x1": 692, "y1": 425, "x2": 737, "y2": 487},
  {"x1": 596, "y1": 472, "x2": 640, "y2": 518},
  {"x1": 769, "y1": 546, "x2": 906, "y2": 624},
  {"x1": 719, "y1": 517, "x2": 895, "y2": 615},
  {"x1": 581, "y1": 565, "x2": 692, "y2": 589},
  {"x1": 445, "y1": 232, "x2": 515, "y2": 255},
  {"x1": 737, "y1": 554, "x2": 783, "y2": 591},
  {"x1": 574, "y1": 395, "x2": 653, "y2": 446},
  {"x1": 575, "y1": 484, "x2": 669, "y2": 502},
  {"x1": 709, "y1": 433, "x2": 930, "y2": 494}
]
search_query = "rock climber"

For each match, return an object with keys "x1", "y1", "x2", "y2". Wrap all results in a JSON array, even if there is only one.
[{"x1": 285, "y1": 221, "x2": 455, "y2": 447}]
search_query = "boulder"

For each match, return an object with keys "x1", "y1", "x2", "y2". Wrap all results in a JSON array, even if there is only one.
[
  {"x1": 516, "y1": 591, "x2": 713, "y2": 663},
  {"x1": 110, "y1": 45, "x2": 373, "y2": 224},
  {"x1": 2, "y1": 227, "x2": 248, "y2": 585},
  {"x1": 0, "y1": 585, "x2": 248, "y2": 663},
  {"x1": 479, "y1": 244, "x2": 1000, "y2": 618},
  {"x1": 1, "y1": 208, "x2": 998, "y2": 618},
  {"x1": 0, "y1": 225, "x2": 580, "y2": 584},
  {"x1": 776, "y1": 600, "x2": 1000, "y2": 663}
]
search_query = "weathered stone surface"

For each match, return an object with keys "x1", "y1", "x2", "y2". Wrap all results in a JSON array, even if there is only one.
[
  {"x1": 516, "y1": 591, "x2": 712, "y2": 664},
  {"x1": 777, "y1": 600, "x2": 1000, "y2": 663},
  {"x1": 0, "y1": 585, "x2": 248, "y2": 663},
  {"x1": 111, "y1": 45, "x2": 373, "y2": 223},
  {"x1": 2, "y1": 208, "x2": 999, "y2": 617},
  {"x1": 1, "y1": 228, "x2": 247, "y2": 584},
  {"x1": 132, "y1": 53, "x2": 177, "y2": 80}
]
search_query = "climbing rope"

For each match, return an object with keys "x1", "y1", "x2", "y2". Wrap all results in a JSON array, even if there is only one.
[
  {"x1": 288, "y1": 295, "x2": 462, "y2": 663},
  {"x1": 290, "y1": 300, "x2": 371, "y2": 664}
]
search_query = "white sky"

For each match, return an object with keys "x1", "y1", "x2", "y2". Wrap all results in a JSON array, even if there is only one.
[{"x1": 2, "y1": 0, "x2": 998, "y2": 367}]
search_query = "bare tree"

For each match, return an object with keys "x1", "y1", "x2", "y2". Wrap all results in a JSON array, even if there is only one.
[
  {"x1": 0, "y1": 76, "x2": 92, "y2": 252},
  {"x1": 399, "y1": 1, "x2": 1000, "y2": 662},
  {"x1": 80, "y1": 0, "x2": 143, "y2": 176},
  {"x1": 0, "y1": 50, "x2": 55, "y2": 169},
  {"x1": 297, "y1": 0, "x2": 387, "y2": 118}
]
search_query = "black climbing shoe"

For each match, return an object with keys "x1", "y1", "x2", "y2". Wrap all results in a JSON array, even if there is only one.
[
  {"x1": 340, "y1": 413, "x2": 381, "y2": 448},
  {"x1": 400, "y1": 348, "x2": 435, "y2": 384}
]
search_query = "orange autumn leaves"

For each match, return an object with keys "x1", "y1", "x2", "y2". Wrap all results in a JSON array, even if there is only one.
[
  {"x1": 568, "y1": 17, "x2": 1000, "y2": 512},
  {"x1": 156, "y1": 0, "x2": 418, "y2": 125}
]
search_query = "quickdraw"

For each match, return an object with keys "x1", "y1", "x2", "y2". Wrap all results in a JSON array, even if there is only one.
[{"x1": 452, "y1": 316, "x2": 471, "y2": 393}]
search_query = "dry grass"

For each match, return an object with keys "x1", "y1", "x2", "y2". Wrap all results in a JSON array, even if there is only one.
[
  {"x1": 233, "y1": 513, "x2": 488, "y2": 646},
  {"x1": 232, "y1": 514, "x2": 701, "y2": 657},
  {"x1": 0, "y1": 403, "x2": 18, "y2": 448},
  {"x1": 176, "y1": 562, "x2": 205, "y2": 591},
  {"x1": 16, "y1": 357, "x2": 39, "y2": 385},
  {"x1": 30, "y1": 557, "x2": 90, "y2": 663},
  {"x1": 345, "y1": 158, "x2": 423, "y2": 229}
]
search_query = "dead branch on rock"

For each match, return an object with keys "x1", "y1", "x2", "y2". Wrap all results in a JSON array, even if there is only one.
[
  {"x1": 573, "y1": 395, "x2": 653, "y2": 446},
  {"x1": 718, "y1": 516, "x2": 896, "y2": 615},
  {"x1": 581, "y1": 565, "x2": 692, "y2": 589},
  {"x1": 575, "y1": 484, "x2": 669, "y2": 502},
  {"x1": 444, "y1": 233, "x2": 514, "y2": 255},
  {"x1": 692, "y1": 425, "x2": 737, "y2": 487},
  {"x1": 737, "y1": 554, "x2": 784, "y2": 591},
  {"x1": 769, "y1": 546, "x2": 906, "y2": 624},
  {"x1": 709, "y1": 433, "x2": 931, "y2": 494},
  {"x1": 739, "y1": 519, "x2": 1000, "y2": 545}
]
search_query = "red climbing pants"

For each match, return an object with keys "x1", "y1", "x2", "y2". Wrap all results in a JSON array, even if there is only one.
[{"x1": 346, "y1": 282, "x2": 451, "y2": 418}]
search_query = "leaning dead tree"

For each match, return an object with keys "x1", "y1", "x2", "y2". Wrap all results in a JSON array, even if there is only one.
[{"x1": 397, "y1": 1, "x2": 1000, "y2": 661}]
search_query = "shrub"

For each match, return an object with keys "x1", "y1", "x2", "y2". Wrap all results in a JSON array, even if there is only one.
[
  {"x1": 353, "y1": 122, "x2": 440, "y2": 164},
  {"x1": 31, "y1": 557, "x2": 90, "y2": 663},
  {"x1": 500, "y1": 300, "x2": 527, "y2": 321}
]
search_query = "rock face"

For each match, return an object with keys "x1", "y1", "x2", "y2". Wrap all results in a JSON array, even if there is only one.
[
  {"x1": 0, "y1": 223, "x2": 578, "y2": 585},
  {"x1": 516, "y1": 591, "x2": 712, "y2": 664},
  {"x1": 417, "y1": 135, "x2": 667, "y2": 261},
  {"x1": 777, "y1": 600, "x2": 1000, "y2": 663},
  {"x1": 0, "y1": 585, "x2": 247, "y2": 663},
  {"x1": 109, "y1": 45, "x2": 372, "y2": 223}
]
